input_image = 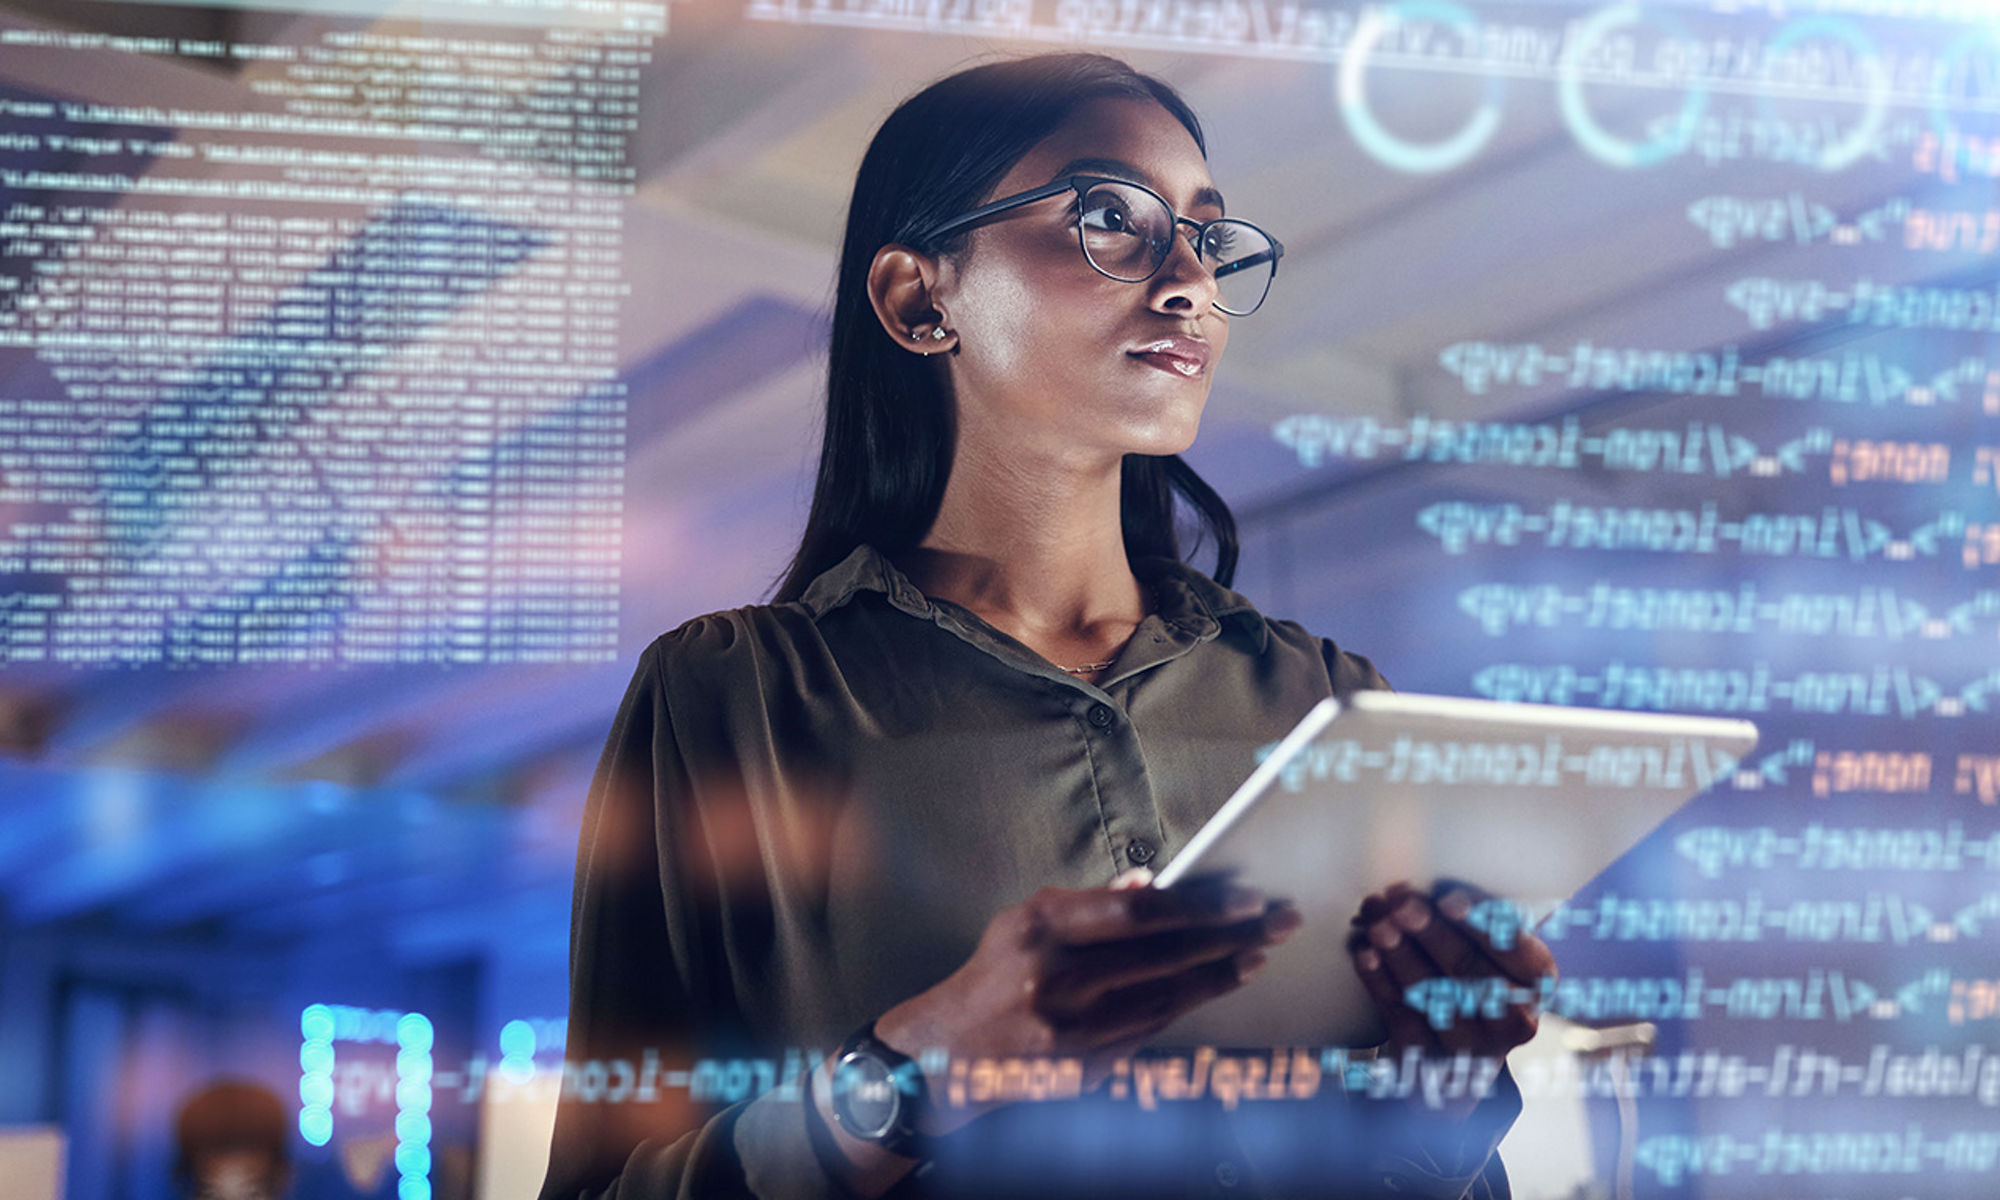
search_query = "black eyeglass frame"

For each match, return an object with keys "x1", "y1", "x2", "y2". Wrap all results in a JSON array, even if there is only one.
[{"x1": 915, "y1": 174, "x2": 1284, "y2": 316}]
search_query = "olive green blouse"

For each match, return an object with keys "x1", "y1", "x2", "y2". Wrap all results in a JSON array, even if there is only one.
[{"x1": 539, "y1": 544, "x2": 1517, "y2": 1200}]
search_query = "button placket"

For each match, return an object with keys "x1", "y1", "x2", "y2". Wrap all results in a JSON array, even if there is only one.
[{"x1": 1073, "y1": 694, "x2": 1164, "y2": 888}]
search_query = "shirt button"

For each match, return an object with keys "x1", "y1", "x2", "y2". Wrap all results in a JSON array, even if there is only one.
[
  {"x1": 1087, "y1": 703, "x2": 1114, "y2": 729},
  {"x1": 1126, "y1": 839, "x2": 1155, "y2": 866},
  {"x1": 1213, "y1": 1161, "x2": 1239, "y2": 1188}
]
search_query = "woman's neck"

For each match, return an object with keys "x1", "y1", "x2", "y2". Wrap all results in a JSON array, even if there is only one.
[{"x1": 905, "y1": 446, "x2": 1145, "y2": 637}]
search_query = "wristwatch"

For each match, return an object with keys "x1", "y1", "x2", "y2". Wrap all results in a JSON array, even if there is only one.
[{"x1": 828, "y1": 1021, "x2": 931, "y2": 1159}]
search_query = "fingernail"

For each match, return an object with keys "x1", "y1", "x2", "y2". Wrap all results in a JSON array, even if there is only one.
[
  {"x1": 1393, "y1": 898, "x2": 1431, "y2": 934},
  {"x1": 1266, "y1": 906, "x2": 1304, "y2": 938},
  {"x1": 1234, "y1": 950, "x2": 1268, "y2": 981},
  {"x1": 1438, "y1": 890, "x2": 1473, "y2": 921},
  {"x1": 1355, "y1": 947, "x2": 1381, "y2": 971},
  {"x1": 1368, "y1": 919, "x2": 1401, "y2": 951},
  {"x1": 1110, "y1": 867, "x2": 1155, "y2": 889}
]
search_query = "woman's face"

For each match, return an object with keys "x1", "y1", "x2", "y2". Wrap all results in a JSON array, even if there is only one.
[{"x1": 932, "y1": 97, "x2": 1230, "y2": 464}]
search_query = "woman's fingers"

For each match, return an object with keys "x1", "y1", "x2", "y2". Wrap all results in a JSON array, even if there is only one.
[
  {"x1": 1042, "y1": 904, "x2": 1299, "y2": 1008},
  {"x1": 1394, "y1": 895, "x2": 1498, "y2": 982},
  {"x1": 961, "y1": 884, "x2": 1297, "y2": 1061},
  {"x1": 1349, "y1": 879, "x2": 1419, "y2": 929},
  {"x1": 1027, "y1": 881, "x2": 1267, "y2": 947},
  {"x1": 1350, "y1": 934, "x2": 1437, "y2": 1052},
  {"x1": 1364, "y1": 899, "x2": 1492, "y2": 1054},
  {"x1": 891, "y1": 885, "x2": 1303, "y2": 1128},
  {"x1": 1433, "y1": 887, "x2": 1558, "y2": 987},
  {"x1": 1082, "y1": 949, "x2": 1265, "y2": 1046},
  {"x1": 1354, "y1": 890, "x2": 1552, "y2": 1056},
  {"x1": 1013, "y1": 882, "x2": 1549, "y2": 1074},
  {"x1": 1357, "y1": 884, "x2": 1556, "y2": 988}
]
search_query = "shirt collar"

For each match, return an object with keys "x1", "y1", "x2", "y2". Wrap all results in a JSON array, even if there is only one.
[{"x1": 797, "y1": 543, "x2": 1271, "y2": 653}]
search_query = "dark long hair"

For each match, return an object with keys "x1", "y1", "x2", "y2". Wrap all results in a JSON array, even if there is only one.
[{"x1": 773, "y1": 54, "x2": 1240, "y2": 603}]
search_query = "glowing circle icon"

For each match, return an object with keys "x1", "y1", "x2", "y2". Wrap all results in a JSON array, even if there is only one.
[
  {"x1": 300, "y1": 1004, "x2": 335, "y2": 1043},
  {"x1": 1763, "y1": 17, "x2": 1887, "y2": 172},
  {"x1": 1337, "y1": 0, "x2": 1504, "y2": 174},
  {"x1": 395, "y1": 1142, "x2": 432, "y2": 1177},
  {"x1": 299, "y1": 1107, "x2": 333, "y2": 1149},
  {"x1": 499, "y1": 1019, "x2": 536, "y2": 1059},
  {"x1": 299, "y1": 1074, "x2": 335, "y2": 1109},
  {"x1": 396, "y1": 1012, "x2": 434, "y2": 1053},
  {"x1": 1558, "y1": 5, "x2": 1707, "y2": 169},
  {"x1": 1932, "y1": 27, "x2": 2000, "y2": 151}
]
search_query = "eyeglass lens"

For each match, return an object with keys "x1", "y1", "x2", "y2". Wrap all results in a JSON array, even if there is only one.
[{"x1": 1077, "y1": 181, "x2": 1276, "y2": 315}]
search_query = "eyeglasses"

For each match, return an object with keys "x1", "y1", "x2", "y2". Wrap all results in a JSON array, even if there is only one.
[{"x1": 918, "y1": 174, "x2": 1283, "y2": 317}]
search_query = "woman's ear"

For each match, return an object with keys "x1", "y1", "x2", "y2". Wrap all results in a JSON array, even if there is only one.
[{"x1": 866, "y1": 245, "x2": 959, "y2": 355}]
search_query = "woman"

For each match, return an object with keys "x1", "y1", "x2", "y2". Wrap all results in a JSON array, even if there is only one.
[{"x1": 540, "y1": 53, "x2": 1553, "y2": 1200}]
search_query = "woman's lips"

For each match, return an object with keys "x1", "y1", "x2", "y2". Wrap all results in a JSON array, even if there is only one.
[{"x1": 1127, "y1": 336, "x2": 1210, "y2": 378}]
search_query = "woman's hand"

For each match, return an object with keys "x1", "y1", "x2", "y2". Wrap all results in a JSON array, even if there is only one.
[
  {"x1": 813, "y1": 874, "x2": 1298, "y2": 1198},
  {"x1": 875, "y1": 876, "x2": 1299, "y2": 1134},
  {"x1": 1348, "y1": 880, "x2": 1556, "y2": 1120}
]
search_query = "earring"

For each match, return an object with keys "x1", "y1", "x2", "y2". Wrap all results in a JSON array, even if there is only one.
[{"x1": 931, "y1": 327, "x2": 948, "y2": 341}]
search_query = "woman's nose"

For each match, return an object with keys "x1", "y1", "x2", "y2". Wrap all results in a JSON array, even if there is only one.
[{"x1": 1148, "y1": 226, "x2": 1221, "y2": 314}]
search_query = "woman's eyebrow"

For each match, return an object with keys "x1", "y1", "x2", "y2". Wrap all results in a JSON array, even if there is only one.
[{"x1": 1048, "y1": 156, "x2": 1227, "y2": 213}]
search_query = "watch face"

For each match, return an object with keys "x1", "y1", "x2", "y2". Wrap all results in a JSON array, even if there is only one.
[{"x1": 833, "y1": 1051, "x2": 899, "y2": 1139}]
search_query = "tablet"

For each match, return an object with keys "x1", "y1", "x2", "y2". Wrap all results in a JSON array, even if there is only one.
[{"x1": 1149, "y1": 691, "x2": 1759, "y2": 1047}]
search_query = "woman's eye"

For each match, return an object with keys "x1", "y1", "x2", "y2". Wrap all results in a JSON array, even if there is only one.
[{"x1": 1080, "y1": 203, "x2": 1134, "y2": 234}]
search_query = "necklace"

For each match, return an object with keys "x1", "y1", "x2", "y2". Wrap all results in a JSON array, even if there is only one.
[
  {"x1": 1056, "y1": 658, "x2": 1116, "y2": 675},
  {"x1": 1054, "y1": 584, "x2": 1158, "y2": 675}
]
